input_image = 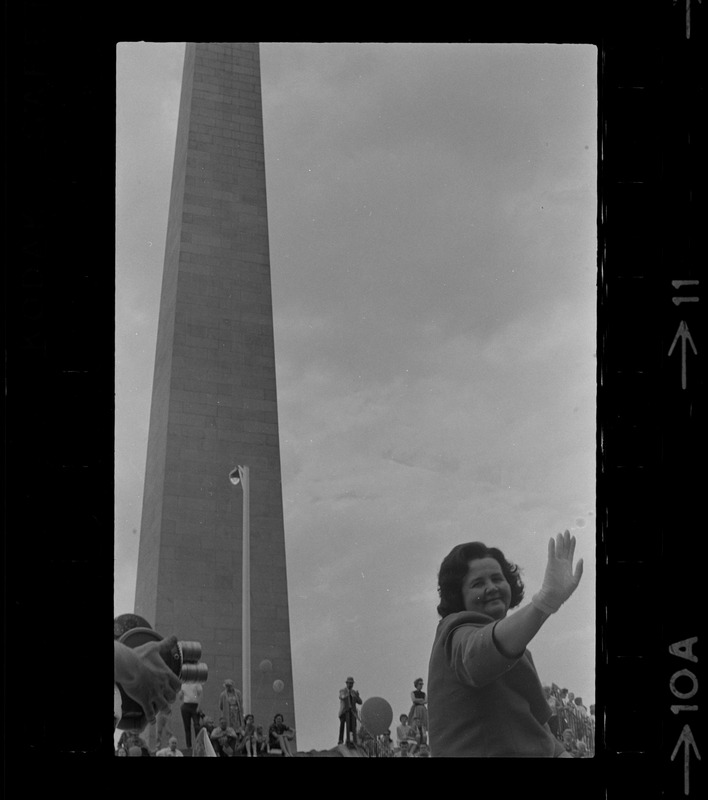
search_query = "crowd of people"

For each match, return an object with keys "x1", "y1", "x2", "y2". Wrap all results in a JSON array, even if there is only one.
[
  {"x1": 334, "y1": 675, "x2": 433, "y2": 757},
  {"x1": 380, "y1": 677, "x2": 431, "y2": 757},
  {"x1": 115, "y1": 650, "x2": 593, "y2": 758},
  {"x1": 115, "y1": 530, "x2": 593, "y2": 758},
  {"x1": 116, "y1": 705, "x2": 295, "y2": 757},
  {"x1": 545, "y1": 684, "x2": 596, "y2": 757},
  {"x1": 344, "y1": 677, "x2": 593, "y2": 758},
  {"x1": 115, "y1": 674, "x2": 296, "y2": 757}
]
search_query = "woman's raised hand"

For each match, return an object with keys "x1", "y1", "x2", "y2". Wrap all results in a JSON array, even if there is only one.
[{"x1": 532, "y1": 530, "x2": 584, "y2": 615}]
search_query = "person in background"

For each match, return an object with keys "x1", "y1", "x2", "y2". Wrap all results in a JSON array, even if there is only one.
[
  {"x1": 576, "y1": 740, "x2": 589, "y2": 758},
  {"x1": 378, "y1": 730, "x2": 394, "y2": 757},
  {"x1": 255, "y1": 725, "x2": 268, "y2": 755},
  {"x1": 565, "y1": 691, "x2": 585, "y2": 739},
  {"x1": 177, "y1": 680, "x2": 203, "y2": 750},
  {"x1": 574, "y1": 696, "x2": 588, "y2": 716},
  {"x1": 396, "y1": 714, "x2": 418, "y2": 755},
  {"x1": 557, "y1": 690, "x2": 572, "y2": 733},
  {"x1": 561, "y1": 727, "x2": 580, "y2": 757},
  {"x1": 396, "y1": 713, "x2": 411, "y2": 744},
  {"x1": 242, "y1": 713, "x2": 258, "y2": 757},
  {"x1": 117, "y1": 730, "x2": 150, "y2": 757},
  {"x1": 155, "y1": 700, "x2": 175, "y2": 751},
  {"x1": 408, "y1": 678, "x2": 429, "y2": 747},
  {"x1": 358, "y1": 721, "x2": 375, "y2": 757},
  {"x1": 200, "y1": 715, "x2": 215, "y2": 736},
  {"x1": 544, "y1": 685, "x2": 561, "y2": 738},
  {"x1": 337, "y1": 676, "x2": 362, "y2": 747},
  {"x1": 219, "y1": 678, "x2": 244, "y2": 732},
  {"x1": 394, "y1": 739, "x2": 411, "y2": 758},
  {"x1": 211, "y1": 716, "x2": 239, "y2": 757},
  {"x1": 574, "y1": 697, "x2": 593, "y2": 747},
  {"x1": 156, "y1": 736, "x2": 184, "y2": 757},
  {"x1": 269, "y1": 713, "x2": 296, "y2": 757},
  {"x1": 427, "y1": 531, "x2": 584, "y2": 757}
]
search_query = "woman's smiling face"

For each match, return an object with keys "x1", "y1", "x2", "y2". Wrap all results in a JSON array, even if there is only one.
[{"x1": 461, "y1": 557, "x2": 512, "y2": 620}]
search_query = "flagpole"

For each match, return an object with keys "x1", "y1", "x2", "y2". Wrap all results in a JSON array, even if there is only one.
[{"x1": 229, "y1": 465, "x2": 251, "y2": 716}]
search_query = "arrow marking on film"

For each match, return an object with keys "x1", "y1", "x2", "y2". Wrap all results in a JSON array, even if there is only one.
[
  {"x1": 668, "y1": 321, "x2": 698, "y2": 390},
  {"x1": 671, "y1": 724, "x2": 701, "y2": 795}
]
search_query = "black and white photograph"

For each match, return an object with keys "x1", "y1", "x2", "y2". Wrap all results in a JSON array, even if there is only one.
[
  {"x1": 4, "y1": 0, "x2": 704, "y2": 790},
  {"x1": 114, "y1": 42, "x2": 597, "y2": 758}
]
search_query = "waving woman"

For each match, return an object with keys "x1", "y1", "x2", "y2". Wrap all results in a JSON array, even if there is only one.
[{"x1": 427, "y1": 530, "x2": 584, "y2": 757}]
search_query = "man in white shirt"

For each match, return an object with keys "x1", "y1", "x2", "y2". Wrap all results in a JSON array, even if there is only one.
[
  {"x1": 156, "y1": 736, "x2": 184, "y2": 757},
  {"x1": 210, "y1": 717, "x2": 239, "y2": 757},
  {"x1": 178, "y1": 682, "x2": 203, "y2": 750}
]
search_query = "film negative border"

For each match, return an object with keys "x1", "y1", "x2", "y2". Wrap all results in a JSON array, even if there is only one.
[
  {"x1": 599, "y1": 2, "x2": 704, "y2": 798},
  {"x1": 3, "y1": 2, "x2": 704, "y2": 788}
]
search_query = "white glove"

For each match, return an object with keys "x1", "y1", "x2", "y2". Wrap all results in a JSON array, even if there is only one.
[{"x1": 531, "y1": 530, "x2": 584, "y2": 615}]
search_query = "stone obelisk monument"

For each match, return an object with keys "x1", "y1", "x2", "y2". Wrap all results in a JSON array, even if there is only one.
[{"x1": 134, "y1": 42, "x2": 296, "y2": 746}]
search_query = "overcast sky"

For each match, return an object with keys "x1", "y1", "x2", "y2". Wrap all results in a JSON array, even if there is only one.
[{"x1": 116, "y1": 42, "x2": 597, "y2": 752}]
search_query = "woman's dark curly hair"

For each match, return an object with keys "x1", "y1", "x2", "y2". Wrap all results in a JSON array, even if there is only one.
[{"x1": 436, "y1": 542, "x2": 525, "y2": 618}]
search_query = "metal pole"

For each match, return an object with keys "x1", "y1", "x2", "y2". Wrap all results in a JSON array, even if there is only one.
[{"x1": 241, "y1": 466, "x2": 251, "y2": 715}]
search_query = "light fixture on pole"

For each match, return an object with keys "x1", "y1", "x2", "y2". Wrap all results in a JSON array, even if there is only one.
[{"x1": 229, "y1": 465, "x2": 251, "y2": 715}]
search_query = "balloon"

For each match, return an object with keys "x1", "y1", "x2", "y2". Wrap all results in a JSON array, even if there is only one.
[
  {"x1": 360, "y1": 697, "x2": 393, "y2": 737},
  {"x1": 273, "y1": 679, "x2": 284, "y2": 693},
  {"x1": 259, "y1": 659, "x2": 273, "y2": 672}
]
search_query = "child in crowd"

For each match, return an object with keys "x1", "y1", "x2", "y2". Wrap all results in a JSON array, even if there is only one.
[
  {"x1": 242, "y1": 714, "x2": 258, "y2": 757},
  {"x1": 396, "y1": 713, "x2": 418, "y2": 755},
  {"x1": 255, "y1": 726, "x2": 268, "y2": 755}
]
